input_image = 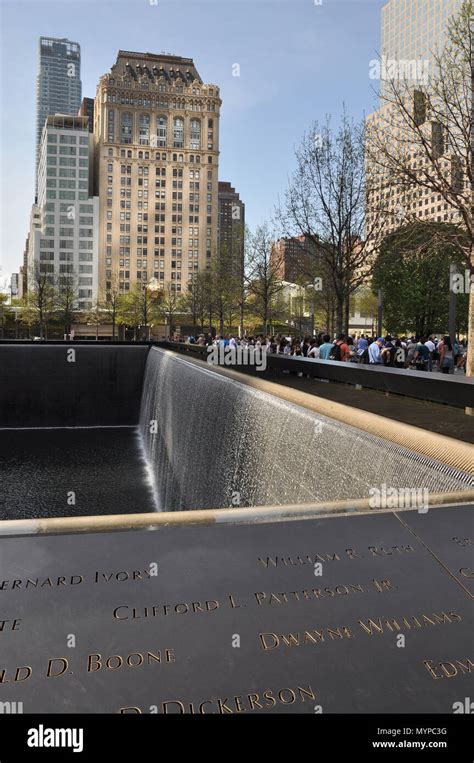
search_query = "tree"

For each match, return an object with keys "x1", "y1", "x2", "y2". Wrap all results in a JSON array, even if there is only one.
[
  {"x1": 55, "y1": 275, "x2": 78, "y2": 338},
  {"x1": 209, "y1": 247, "x2": 245, "y2": 336},
  {"x1": 28, "y1": 265, "x2": 55, "y2": 338},
  {"x1": 158, "y1": 282, "x2": 183, "y2": 338},
  {"x1": 81, "y1": 301, "x2": 105, "y2": 340},
  {"x1": 278, "y1": 111, "x2": 381, "y2": 335},
  {"x1": 102, "y1": 274, "x2": 123, "y2": 340},
  {"x1": 372, "y1": 223, "x2": 469, "y2": 336},
  {"x1": 245, "y1": 224, "x2": 286, "y2": 334},
  {"x1": 366, "y1": 0, "x2": 473, "y2": 374},
  {"x1": 215, "y1": 222, "x2": 246, "y2": 336},
  {"x1": 356, "y1": 288, "x2": 378, "y2": 334},
  {"x1": 0, "y1": 294, "x2": 11, "y2": 338},
  {"x1": 118, "y1": 283, "x2": 160, "y2": 339},
  {"x1": 182, "y1": 271, "x2": 214, "y2": 334}
]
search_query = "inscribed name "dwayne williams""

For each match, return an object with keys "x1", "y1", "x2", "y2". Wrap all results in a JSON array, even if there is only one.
[{"x1": 259, "y1": 611, "x2": 462, "y2": 650}]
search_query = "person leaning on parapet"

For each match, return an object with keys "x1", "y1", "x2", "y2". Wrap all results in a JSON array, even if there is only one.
[
  {"x1": 355, "y1": 337, "x2": 369, "y2": 364},
  {"x1": 438, "y1": 335, "x2": 454, "y2": 374},
  {"x1": 425, "y1": 336, "x2": 435, "y2": 371},
  {"x1": 307, "y1": 338, "x2": 320, "y2": 359},
  {"x1": 380, "y1": 335, "x2": 396, "y2": 367},
  {"x1": 328, "y1": 333, "x2": 350, "y2": 362},
  {"x1": 346, "y1": 336, "x2": 357, "y2": 362},
  {"x1": 413, "y1": 337, "x2": 430, "y2": 371},
  {"x1": 368, "y1": 337, "x2": 384, "y2": 364},
  {"x1": 406, "y1": 336, "x2": 417, "y2": 367},
  {"x1": 318, "y1": 334, "x2": 334, "y2": 360},
  {"x1": 300, "y1": 335, "x2": 311, "y2": 357}
]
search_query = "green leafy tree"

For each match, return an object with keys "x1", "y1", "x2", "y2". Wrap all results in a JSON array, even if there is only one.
[
  {"x1": 28, "y1": 265, "x2": 55, "y2": 338},
  {"x1": 372, "y1": 223, "x2": 469, "y2": 336},
  {"x1": 245, "y1": 224, "x2": 286, "y2": 334},
  {"x1": 366, "y1": 1, "x2": 473, "y2": 373},
  {"x1": 118, "y1": 283, "x2": 160, "y2": 339},
  {"x1": 157, "y1": 282, "x2": 184, "y2": 338}
]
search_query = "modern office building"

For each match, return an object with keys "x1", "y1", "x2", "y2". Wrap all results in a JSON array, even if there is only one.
[
  {"x1": 380, "y1": 0, "x2": 462, "y2": 95},
  {"x1": 93, "y1": 50, "x2": 221, "y2": 296},
  {"x1": 217, "y1": 181, "x2": 245, "y2": 274},
  {"x1": 28, "y1": 115, "x2": 99, "y2": 311},
  {"x1": 78, "y1": 97, "x2": 95, "y2": 132},
  {"x1": 35, "y1": 37, "x2": 82, "y2": 195},
  {"x1": 366, "y1": 0, "x2": 464, "y2": 239}
]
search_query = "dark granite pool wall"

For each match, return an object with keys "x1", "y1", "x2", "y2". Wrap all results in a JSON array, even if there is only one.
[{"x1": 0, "y1": 344, "x2": 150, "y2": 427}]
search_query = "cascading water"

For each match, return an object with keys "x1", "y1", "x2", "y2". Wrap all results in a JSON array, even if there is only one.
[{"x1": 139, "y1": 347, "x2": 473, "y2": 512}]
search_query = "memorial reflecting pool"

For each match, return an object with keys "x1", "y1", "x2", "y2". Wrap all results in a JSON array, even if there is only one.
[
  {"x1": 0, "y1": 428, "x2": 157, "y2": 519},
  {"x1": 0, "y1": 346, "x2": 472, "y2": 520}
]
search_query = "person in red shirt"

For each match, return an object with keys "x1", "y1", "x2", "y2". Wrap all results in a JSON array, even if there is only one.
[{"x1": 330, "y1": 333, "x2": 350, "y2": 361}]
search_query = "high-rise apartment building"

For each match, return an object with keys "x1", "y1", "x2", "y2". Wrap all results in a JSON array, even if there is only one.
[
  {"x1": 93, "y1": 51, "x2": 221, "y2": 296},
  {"x1": 366, "y1": 0, "x2": 464, "y2": 238},
  {"x1": 28, "y1": 115, "x2": 99, "y2": 311},
  {"x1": 218, "y1": 181, "x2": 245, "y2": 274},
  {"x1": 271, "y1": 235, "x2": 318, "y2": 284},
  {"x1": 36, "y1": 37, "x2": 82, "y2": 194}
]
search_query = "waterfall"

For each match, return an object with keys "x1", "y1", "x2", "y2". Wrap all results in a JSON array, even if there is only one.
[{"x1": 139, "y1": 347, "x2": 473, "y2": 512}]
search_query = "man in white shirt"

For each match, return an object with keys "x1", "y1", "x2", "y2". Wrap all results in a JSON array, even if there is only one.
[{"x1": 425, "y1": 336, "x2": 435, "y2": 371}]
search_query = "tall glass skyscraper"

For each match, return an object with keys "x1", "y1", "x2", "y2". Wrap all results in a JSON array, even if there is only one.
[
  {"x1": 366, "y1": 0, "x2": 465, "y2": 238},
  {"x1": 380, "y1": 0, "x2": 463, "y2": 96},
  {"x1": 35, "y1": 37, "x2": 82, "y2": 194}
]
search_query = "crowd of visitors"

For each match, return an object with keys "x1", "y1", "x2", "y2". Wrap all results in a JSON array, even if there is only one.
[{"x1": 185, "y1": 332, "x2": 467, "y2": 374}]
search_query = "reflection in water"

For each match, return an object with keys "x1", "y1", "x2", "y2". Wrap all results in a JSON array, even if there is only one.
[{"x1": 0, "y1": 427, "x2": 157, "y2": 520}]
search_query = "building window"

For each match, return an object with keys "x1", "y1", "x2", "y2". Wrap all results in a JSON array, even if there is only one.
[
  {"x1": 108, "y1": 110, "x2": 115, "y2": 142},
  {"x1": 173, "y1": 118, "x2": 184, "y2": 148},
  {"x1": 189, "y1": 119, "x2": 201, "y2": 149},
  {"x1": 139, "y1": 113, "x2": 150, "y2": 145},
  {"x1": 121, "y1": 112, "x2": 133, "y2": 144},
  {"x1": 156, "y1": 116, "x2": 167, "y2": 147}
]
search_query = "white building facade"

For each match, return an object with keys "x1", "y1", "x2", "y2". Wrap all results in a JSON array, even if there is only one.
[{"x1": 28, "y1": 115, "x2": 99, "y2": 311}]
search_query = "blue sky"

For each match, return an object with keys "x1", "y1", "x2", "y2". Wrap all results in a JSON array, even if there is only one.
[{"x1": 0, "y1": 0, "x2": 384, "y2": 280}]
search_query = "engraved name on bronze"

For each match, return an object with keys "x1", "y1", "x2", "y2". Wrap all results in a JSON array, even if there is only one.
[
  {"x1": 254, "y1": 579, "x2": 395, "y2": 606},
  {"x1": 0, "y1": 648, "x2": 176, "y2": 683},
  {"x1": 0, "y1": 569, "x2": 158, "y2": 592},
  {"x1": 258, "y1": 545, "x2": 415, "y2": 568},
  {"x1": 119, "y1": 684, "x2": 316, "y2": 714},
  {"x1": 423, "y1": 657, "x2": 473, "y2": 680},
  {"x1": 259, "y1": 611, "x2": 462, "y2": 651}
]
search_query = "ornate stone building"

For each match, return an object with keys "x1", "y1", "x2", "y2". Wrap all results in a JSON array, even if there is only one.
[{"x1": 93, "y1": 51, "x2": 221, "y2": 297}]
